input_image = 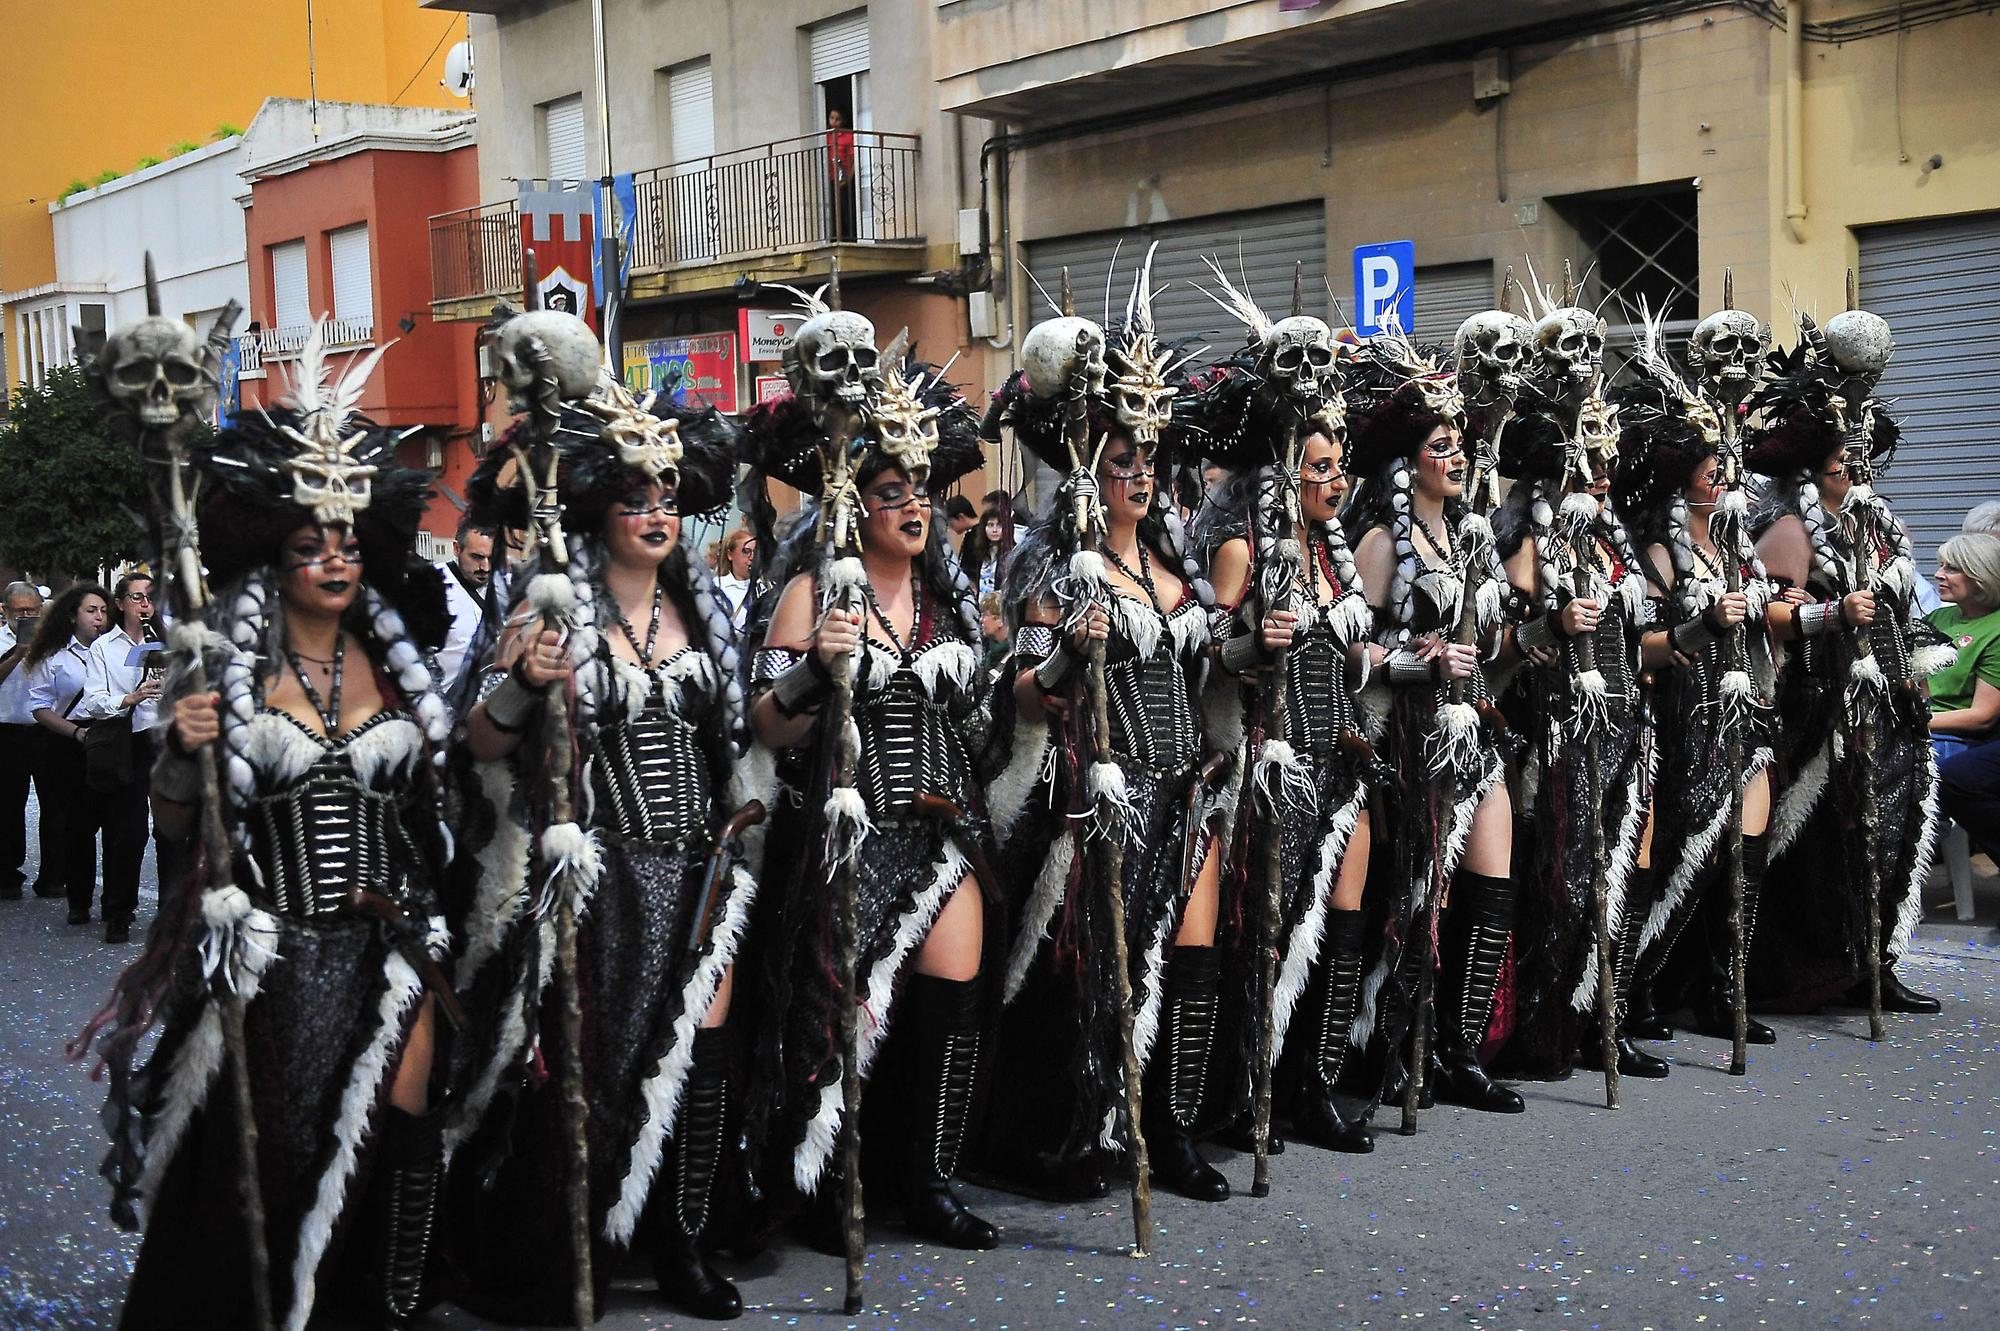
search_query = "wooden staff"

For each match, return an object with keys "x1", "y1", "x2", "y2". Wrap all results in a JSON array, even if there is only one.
[
  {"x1": 1058, "y1": 269, "x2": 1153, "y2": 1257},
  {"x1": 1565, "y1": 492, "x2": 1620, "y2": 1109},
  {"x1": 816, "y1": 405, "x2": 871, "y2": 1315},
  {"x1": 1250, "y1": 430, "x2": 1304, "y2": 1197},
  {"x1": 123, "y1": 260, "x2": 272, "y2": 1331},
  {"x1": 509, "y1": 256, "x2": 595, "y2": 1331}
]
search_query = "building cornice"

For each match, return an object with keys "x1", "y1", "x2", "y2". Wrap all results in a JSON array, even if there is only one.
[
  {"x1": 241, "y1": 119, "x2": 477, "y2": 184},
  {"x1": 48, "y1": 138, "x2": 244, "y2": 214}
]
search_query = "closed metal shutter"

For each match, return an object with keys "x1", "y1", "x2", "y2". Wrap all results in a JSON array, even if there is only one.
[
  {"x1": 543, "y1": 94, "x2": 586, "y2": 182},
  {"x1": 810, "y1": 10, "x2": 870, "y2": 82},
  {"x1": 328, "y1": 224, "x2": 372, "y2": 323},
  {"x1": 271, "y1": 238, "x2": 309, "y2": 329},
  {"x1": 1411, "y1": 261, "x2": 1495, "y2": 347},
  {"x1": 1858, "y1": 211, "x2": 2000, "y2": 561},
  {"x1": 668, "y1": 59, "x2": 714, "y2": 162},
  {"x1": 1024, "y1": 202, "x2": 1328, "y2": 360}
]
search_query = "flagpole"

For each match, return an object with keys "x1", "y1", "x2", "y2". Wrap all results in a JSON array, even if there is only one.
[{"x1": 589, "y1": 0, "x2": 623, "y2": 369}]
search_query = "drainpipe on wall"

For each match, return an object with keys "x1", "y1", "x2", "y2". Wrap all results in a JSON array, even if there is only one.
[{"x1": 1784, "y1": 0, "x2": 1808, "y2": 244}]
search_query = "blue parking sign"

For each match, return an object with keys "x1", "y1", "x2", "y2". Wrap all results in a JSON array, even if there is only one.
[{"x1": 1353, "y1": 240, "x2": 1415, "y2": 337}]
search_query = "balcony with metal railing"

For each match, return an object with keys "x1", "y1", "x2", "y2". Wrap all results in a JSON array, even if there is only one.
[{"x1": 426, "y1": 130, "x2": 924, "y2": 318}]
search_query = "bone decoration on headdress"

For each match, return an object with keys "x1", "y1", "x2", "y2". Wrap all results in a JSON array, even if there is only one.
[
  {"x1": 576, "y1": 375, "x2": 686, "y2": 486},
  {"x1": 1518, "y1": 259, "x2": 1608, "y2": 416},
  {"x1": 866, "y1": 330, "x2": 944, "y2": 479},
  {"x1": 271, "y1": 320, "x2": 405, "y2": 527},
  {"x1": 1194, "y1": 257, "x2": 1343, "y2": 440},
  {"x1": 1103, "y1": 243, "x2": 1184, "y2": 448},
  {"x1": 1690, "y1": 269, "x2": 1770, "y2": 410}
]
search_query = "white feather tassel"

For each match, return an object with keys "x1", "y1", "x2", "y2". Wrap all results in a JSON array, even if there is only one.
[
  {"x1": 1427, "y1": 701, "x2": 1483, "y2": 778},
  {"x1": 823, "y1": 785, "x2": 874, "y2": 871},
  {"x1": 537, "y1": 822, "x2": 602, "y2": 918},
  {"x1": 1086, "y1": 760, "x2": 1136, "y2": 840}
]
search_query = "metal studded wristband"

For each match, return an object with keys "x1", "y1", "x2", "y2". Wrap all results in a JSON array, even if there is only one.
[
  {"x1": 1671, "y1": 615, "x2": 1719, "y2": 655},
  {"x1": 1514, "y1": 612, "x2": 1561, "y2": 654},
  {"x1": 1033, "y1": 641, "x2": 1077, "y2": 692},
  {"x1": 483, "y1": 673, "x2": 542, "y2": 733},
  {"x1": 770, "y1": 656, "x2": 832, "y2": 717},
  {"x1": 1219, "y1": 628, "x2": 1269, "y2": 674},
  {"x1": 1386, "y1": 649, "x2": 1438, "y2": 687},
  {"x1": 1796, "y1": 600, "x2": 1839, "y2": 637}
]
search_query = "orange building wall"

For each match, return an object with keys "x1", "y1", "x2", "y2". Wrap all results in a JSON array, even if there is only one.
[
  {"x1": 0, "y1": 0, "x2": 465, "y2": 385},
  {"x1": 242, "y1": 141, "x2": 482, "y2": 539}
]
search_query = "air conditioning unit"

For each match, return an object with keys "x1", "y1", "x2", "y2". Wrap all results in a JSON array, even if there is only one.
[{"x1": 968, "y1": 291, "x2": 999, "y2": 340}]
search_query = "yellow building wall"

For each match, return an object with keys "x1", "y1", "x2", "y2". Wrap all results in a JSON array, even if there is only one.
[
  {"x1": 1770, "y1": 9, "x2": 2000, "y2": 309},
  {"x1": 0, "y1": 0, "x2": 465, "y2": 386}
]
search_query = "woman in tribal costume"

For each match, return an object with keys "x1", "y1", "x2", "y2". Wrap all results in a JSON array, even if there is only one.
[
  {"x1": 1747, "y1": 310, "x2": 1949, "y2": 1015},
  {"x1": 1608, "y1": 330, "x2": 1781, "y2": 1049},
  {"x1": 94, "y1": 333, "x2": 458, "y2": 1331},
  {"x1": 444, "y1": 340, "x2": 755, "y2": 1322},
  {"x1": 1342, "y1": 335, "x2": 1525, "y2": 1116},
  {"x1": 1180, "y1": 269, "x2": 1383, "y2": 1154},
  {"x1": 736, "y1": 322, "x2": 1001, "y2": 1253},
  {"x1": 1491, "y1": 387, "x2": 1664, "y2": 1080},
  {"x1": 977, "y1": 271, "x2": 1238, "y2": 1201}
]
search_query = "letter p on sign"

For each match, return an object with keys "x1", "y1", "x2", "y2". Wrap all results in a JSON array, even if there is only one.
[{"x1": 1352, "y1": 240, "x2": 1416, "y2": 338}]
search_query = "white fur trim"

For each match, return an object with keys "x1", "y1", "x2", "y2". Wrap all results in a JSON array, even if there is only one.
[
  {"x1": 825, "y1": 556, "x2": 867, "y2": 595},
  {"x1": 1271, "y1": 787, "x2": 1366, "y2": 1058},
  {"x1": 539, "y1": 822, "x2": 604, "y2": 918},
  {"x1": 343, "y1": 717, "x2": 424, "y2": 789},
  {"x1": 604, "y1": 864, "x2": 758, "y2": 1244},
  {"x1": 910, "y1": 640, "x2": 978, "y2": 697},
  {"x1": 987, "y1": 715, "x2": 1051, "y2": 845},
  {"x1": 1913, "y1": 643, "x2": 1959, "y2": 678},
  {"x1": 1889, "y1": 750, "x2": 1941, "y2": 961},
  {"x1": 285, "y1": 921, "x2": 442, "y2": 1331},
  {"x1": 793, "y1": 843, "x2": 968, "y2": 1195},
  {"x1": 244, "y1": 712, "x2": 324, "y2": 788},
  {"x1": 1001, "y1": 834, "x2": 1076, "y2": 1006},
  {"x1": 1108, "y1": 593, "x2": 1163, "y2": 662},
  {"x1": 1767, "y1": 738, "x2": 1833, "y2": 858},
  {"x1": 525, "y1": 572, "x2": 576, "y2": 615},
  {"x1": 1640, "y1": 746, "x2": 1773, "y2": 955},
  {"x1": 1571, "y1": 738, "x2": 1656, "y2": 1013}
]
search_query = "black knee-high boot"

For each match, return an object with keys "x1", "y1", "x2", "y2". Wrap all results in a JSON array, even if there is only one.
[
  {"x1": 1579, "y1": 868, "x2": 1671, "y2": 1077},
  {"x1": 653, "y1": 1026, "x2": 742, "y2": 1319},
  {"x1": 1144, "y1": 945, "x2": 1230, "y2": 1201},
  {"x1": 902, "y1": 974, "x2": 999, "y2": 1250},
  {"x1": 1433, "y1": 872, "x2": 1525, "y2": 1113},
  {"x1": 1619, "y1": 866, "x2": 1675, "y2": 1041},
  {"x1": 1289, "y1": 908, "x2": 1373, "y2": 1152},
  {"x1": 1689, "y1": 834, "x2": 1776, "y2": 1043},
  {"x1": 372, "y1": 1107, "x2": 442, "y2": 1328}
]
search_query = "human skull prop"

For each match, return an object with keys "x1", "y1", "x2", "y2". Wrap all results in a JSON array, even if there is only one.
[
  {"x1": 1532, "y1": 307, "x2": 1607, "y2": 397},
  {"x1": 1453, "y1": 311, "x2": 1533, "y2": 409},
  {"x1": 868, "y1": 365, "x2": 942, "y2": 479},
  {"x1": 100, "y1": 316, "x2": 212, "y2": 430},
  {"x1": 786, "y1": 309, "x2": 880, "y2": 422},
  {"x1": 1823, "y1": 309, "x2": 1894, "y2": 379},
  {"x1": 1689, "y1": 309, "x2": 1768, "y2": 402},
  {"x1": 1021, "y1": 315, "x2": 1108, "y2": 401},
  {"x1": 1260, "y1": 315, "x2": 1338, "y2": 404},
  {"x1": 494, "y1": 311, "x2": 603, "y2": 413}
]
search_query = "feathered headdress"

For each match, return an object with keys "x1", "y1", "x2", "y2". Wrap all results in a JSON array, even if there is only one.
[
  {"x1": 1608, "y1": 305, "x2": 1722, "y2": 524},
  {"x1": 1342, "y1": 329, "x2": 1465, "y2": 478},
  {"x1": 1744, "y1": 309, "x2": 1900, "y2": 478}
]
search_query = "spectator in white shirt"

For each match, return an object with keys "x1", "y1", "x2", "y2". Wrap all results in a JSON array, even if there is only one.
[
  {"x1": 24, "y1": 584, "x2": 111, "y2": 926},
  {"x1": 0, "y1": 582, "x2": 49, "y2": 900},
  {"x1": 713, "y1": 527, "x2": 760, "y2": 630},
  {"x1": 78, "y1": 573, "x2": 165, "y2": 942},
  {"x1": 436, "y1": 519, "x2": 497, "y2": 692}
]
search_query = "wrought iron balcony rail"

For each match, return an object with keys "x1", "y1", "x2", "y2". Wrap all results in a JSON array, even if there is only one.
[
  {"x1": 243, "y1": 317, "x2": 375, "y2": 365},
  {"x1": 430, "y1": 197, "x2": 523, "y2": 305},
  {"x1": 629, "y1": 130, "x2": 921, "y2": 271}
]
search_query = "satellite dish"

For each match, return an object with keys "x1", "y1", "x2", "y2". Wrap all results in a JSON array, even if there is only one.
[{"x1": 442, "y1": 39, "x2": 474, "y2": 99}]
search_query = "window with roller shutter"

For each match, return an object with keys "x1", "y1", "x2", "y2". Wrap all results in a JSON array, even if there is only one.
[
  {"x1": 271, "y1": 238, "x2": 309, "y2": 331},
  {"x1": 542, "y1": 94, "x2": 586, "y2": 183},
  {"x1": 328, "y1": 224, "x2": 372, "y2": 326}
]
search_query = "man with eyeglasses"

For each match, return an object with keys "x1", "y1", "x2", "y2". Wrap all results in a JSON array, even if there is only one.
[
  {"x1": 0, "y1": 581, "x2": 49, "y2": 900},
  {"x1": 76, "y1": 572, "x2": 165, "y2": 943}
]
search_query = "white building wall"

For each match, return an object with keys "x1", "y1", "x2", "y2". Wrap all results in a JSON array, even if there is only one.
[{"x1": 49, "y1": 138, "x2": 250, "y2": 331}]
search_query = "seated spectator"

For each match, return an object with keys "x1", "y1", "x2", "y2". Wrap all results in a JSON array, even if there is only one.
[{"x1": 1928, "y1": 532, "x2": 2000, "y2": 863}]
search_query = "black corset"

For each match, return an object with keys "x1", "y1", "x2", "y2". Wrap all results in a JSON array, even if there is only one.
[
  {"x1": 250, "y1": 758, "x2": 403, "y2": 917},
  {"x1": 1285, "y1": 631, "x2": 1354, "y2": 753},
  {"x1": 853, "y1": 670, "x2": 972, "y2": 816},
  {"x1": 1568, "y1": 611, "x2": 1635, "y2": 706},
  {"x1": 1105, "y1": 648, "x2": 1198, "y2": 771},
  {"x1": 594, "y1": 709, "x2": 711, "y2": 846}
]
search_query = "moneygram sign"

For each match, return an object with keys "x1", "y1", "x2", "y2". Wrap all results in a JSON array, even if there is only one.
[{"x1": 738, "y1": 308, "x2": 798, "y2": 363}]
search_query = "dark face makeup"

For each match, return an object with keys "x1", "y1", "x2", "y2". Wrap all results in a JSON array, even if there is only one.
[
  {"x1": 859, "y1": 469, "x2": 931, "y2": 559},
  {"x1": 280, "y1": 524, "x2": 364, "y2": 618},
  {"x1": 1298, "y1": 431, "x2": 1349, "y2": 525},
  {"x1": 1098, "y1": 438, "x2": 1156, "y2": 525},
  {"x1": 1414, "y1": 424, "x2": 1466, "y2": 501},
  {"x1": 603, "y1": 483, "x2": 682, "y2": 569},
  {"x1": 1817, "y1": 446, "x2": 1854, "y2": 511}
]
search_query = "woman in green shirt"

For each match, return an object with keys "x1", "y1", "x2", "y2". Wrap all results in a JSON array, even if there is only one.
[{"x1": 1927, "y1": 531, "x2": 2000, "y2": 763}]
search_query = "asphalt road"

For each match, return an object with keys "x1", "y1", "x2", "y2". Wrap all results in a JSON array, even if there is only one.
[{"x1": 2, "y1": 797, "x2": 1995, "y2": 1331}]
